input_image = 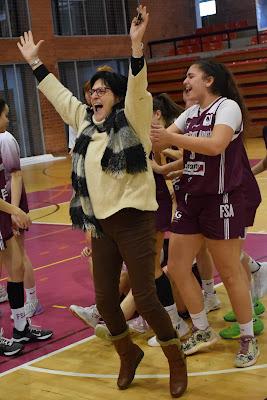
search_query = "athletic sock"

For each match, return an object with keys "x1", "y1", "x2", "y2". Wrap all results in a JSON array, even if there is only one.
[
  {"x1": 248, "y1": 257, "x2": 261, "y2": 273},
  {"x1": 202, "y1": 279, "x2": 214, "y2": 295},
  {"x1": 11, "y1": 306, "x2": 27, "y2": 331},
  {"x1": 25, "y1": 286, "x2": 37, "y2": 303},
  {"x1": 189, "y1": 309, "x2": 209, "y2": 331},
  {"x1": 7, "y1": 281, "x2": 27, "y2": 331},
  {"x1": 239, "y1": 320, "x2": 254, "y2": 337}
]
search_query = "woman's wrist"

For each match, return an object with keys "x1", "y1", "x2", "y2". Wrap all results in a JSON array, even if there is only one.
[
  {"x1": 29, "y1": 58, "x2": 42, "y2": 70},
  {"x1": 11, "y1": 204, "x2": 21, "y2": 215},
  {"x1": 169, "y1": 132, "x2": 179, "y2": 148},
  {"x1": 131, "y1": 41, "x2": 144, "y2": 58}
]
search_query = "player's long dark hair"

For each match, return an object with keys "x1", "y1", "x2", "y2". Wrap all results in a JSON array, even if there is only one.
[
  {"x1": 194, "y1": 59, "x2": 248, "y2": 132},
  {"x1": 153, "y1": 93, "x2": 183, "y2": 127},
  {"x1": 0, "y1": 98, "x2": 7, "y2": 115}
]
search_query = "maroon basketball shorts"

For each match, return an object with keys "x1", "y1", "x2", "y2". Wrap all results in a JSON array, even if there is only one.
[
  {"x1": 0, "y1": 212, "x2": 13, "y2": 250},
  {"x1": 171, "y1": 190, "x2": 245, "y2": 240},
  {"x1": 156, "y1": 198, "x2": 172, "y2": 232},
  {"x1": 245, "y1": 206, "x2": 258, "y2": 228}
]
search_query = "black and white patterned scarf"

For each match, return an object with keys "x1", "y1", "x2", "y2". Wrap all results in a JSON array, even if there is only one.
[{"x1": 70, "y1": 106, "x2": 147, "y2": 238}]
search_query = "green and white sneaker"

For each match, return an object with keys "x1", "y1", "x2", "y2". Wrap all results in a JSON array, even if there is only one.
[
  {"x1": 223, "y1": 300, "x2": 265, "y2": 322},
  {"x1": 219, "y1": 317, "x2": 264, "y2": 339},
  {"x1": 235, "y1": 335, "x2": 259, "y2": 368},
  {"x1": 182, "y1": 326, "x2": 218, "y2": 355}
]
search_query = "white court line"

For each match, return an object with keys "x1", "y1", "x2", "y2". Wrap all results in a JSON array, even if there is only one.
[
  {"x1": 22, "y1": 363, "x2": 267, "y2": 378},
  {"x1": 32, "y1": 221, "x2": 71, "y2": 226},
  {"x1": 0, "y1": 335, "x2": 96, "y2": 378}
]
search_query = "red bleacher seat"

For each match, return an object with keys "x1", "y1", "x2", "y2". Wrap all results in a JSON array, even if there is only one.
[
  {"x1": 202, "y1": 34, "x2": 228, "y2": 43},
  {"x1": 167, "y1": 48, "x2": 176, "y2": 56},
  {"x1": 250, "y1": 36, "x2": 258, "y2": 45},
  {"x1": 196, "y1": 27, "x2": 208, "y2": 35},
  {"x1": 237, "y1": 20, "x2": 249, "y2": 28},
  {"x1": 211, "y1": 23, "x2": 226, "y2": 32},
  {"x1": 176, "y1": 44, "x2": 201, "y2": 55},
  {"x1": 229, "y1": 32, "x2": 237, "y2": 39},
  {"x1": 203, "y1": 41, "x2": 224, "y2": 51},
  {"x1": 179, "y1": 38, "x2": 200, "y2": 46}
]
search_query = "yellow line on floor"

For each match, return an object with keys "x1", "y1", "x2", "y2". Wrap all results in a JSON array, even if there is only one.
[
  {"x1": 52, "y1": 305, "x2": 68, "y2": 309},
  {"x1": 0, "y1": 254, "x2": 81, "y2": 282}
]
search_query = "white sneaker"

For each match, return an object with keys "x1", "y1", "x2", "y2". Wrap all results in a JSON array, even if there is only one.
[
  {"x1": 147, "y1": 317, "x2": 190, "y2": 347},
  {"x1": 69, "y1": 304, "x2": 101, "y2": 328},
  {"x1": 128, "y1": 316, "x2": 149, "y2": 333},
  {"x1": 25, "y1": 299, "x2": 44, "y2": 318},
  {"x1": 0, "y1": 285, "x2": 8, "y2": 303},
  {"x1": 204, "y1": 292, "x2": 221, "y2": 313},
  {"x1": 147, "y1": 336, "x2": 159, "y2": 347},
  {"x1": 253, "y1": 262, "x2": 267, "y2": 299},
  {"x1": 95, "y1": 323, "x2": 111, "y2": 341}
]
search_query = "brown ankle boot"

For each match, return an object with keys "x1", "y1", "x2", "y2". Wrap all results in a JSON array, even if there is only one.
[
  {"x1": 111, "y1": 329, "x2": 144, "y2": 390},
  {"x1": 158, "y1": 336, "x2": 187, "y2": 398}
]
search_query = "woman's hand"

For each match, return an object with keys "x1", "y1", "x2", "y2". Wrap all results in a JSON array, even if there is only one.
[
  {"x1": 162, "y1": 148, "x2": 183, "y2": 161},
  {"x1": 166, "y1": 169, "x2": 183, "y2": 180},
  {"x1": 17, "y1": 31, "x2": 44, "y2": 64},
  {"x1": 150, "y1": 123, "x2": 172, "y2": 151},
  {"x1": 11, "y1": 208, "x2": 31, "y2": 230},
  {"x1": 130, "y1": 5, "x2": 149, "y2": 46}
]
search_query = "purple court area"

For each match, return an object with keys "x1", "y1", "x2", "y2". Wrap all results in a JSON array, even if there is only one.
[
  {"x1": 27, "y1": 184, "x2": 72, "y2": 209},
  {"x1": 0, "y1": 223, "x2": 96, "y2": 373},
  {"x1": 0, "y1": 182, "x2": 266, "y2": 373}
]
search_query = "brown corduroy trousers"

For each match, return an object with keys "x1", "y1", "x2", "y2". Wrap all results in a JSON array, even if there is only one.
[{"x1": 92, "y1": 208, "x2": 175, "y2": 341}]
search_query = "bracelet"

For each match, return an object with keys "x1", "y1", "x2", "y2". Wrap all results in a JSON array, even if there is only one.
[{"x1": 29, "y1": 58, "x2": 41, "y2": 67}]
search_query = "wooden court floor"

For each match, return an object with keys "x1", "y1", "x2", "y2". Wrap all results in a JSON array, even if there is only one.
[{"x1": 0, "y1": 138, "x2": 267, "y2": 400}]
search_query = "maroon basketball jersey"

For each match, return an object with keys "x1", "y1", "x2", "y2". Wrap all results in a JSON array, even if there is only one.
[
  {"x1": 0, "y1": 155, "x2": 9, "y2": 203},
  {"x1": 179, "y1": 97, "x2": 243, "y2": 195},
  {"x1": 0, "y1": 154, "x2": 12, "y2": 249}
]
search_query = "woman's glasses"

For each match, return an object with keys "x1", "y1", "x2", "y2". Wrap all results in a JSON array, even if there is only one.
[{"x1": 89, "y1": 87, "x2": 110, "y2": 97}]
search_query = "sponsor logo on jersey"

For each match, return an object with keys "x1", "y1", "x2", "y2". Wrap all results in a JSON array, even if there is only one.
[
  {"x1": 174, "y1": 210, "x2": 182, "y2": 220},
  {"x1": 199, "y1": 129, "x2": 211, "y2": 137},
  {"x1": 203, "y1": 114, "x2": 213, "y2": 126},
  {"x1": 0, "y1": 187, "x2": 8, "y2": 201},
  {"x1": 183, "y1": 161, "x2": 205, "y2": 176}
]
